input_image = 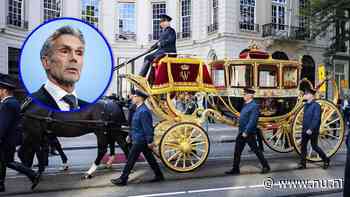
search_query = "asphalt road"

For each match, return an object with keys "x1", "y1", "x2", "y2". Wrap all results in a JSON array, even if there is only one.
[{"x1": 1, "y1": 124, "x2": 348, "y2": 197}]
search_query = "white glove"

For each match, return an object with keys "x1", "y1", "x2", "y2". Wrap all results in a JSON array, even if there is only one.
[{"x1": 306, "y1": 129, "x2": 312, "y2": 135}]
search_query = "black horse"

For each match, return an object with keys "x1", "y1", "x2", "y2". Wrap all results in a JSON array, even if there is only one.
[{"x1": 17, "y1": 97, "x2": 130, "y2": 178}]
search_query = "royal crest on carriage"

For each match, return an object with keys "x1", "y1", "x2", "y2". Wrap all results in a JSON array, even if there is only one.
[{"x1": 180, "y1": 64, "x2": 190, "y2": 81}]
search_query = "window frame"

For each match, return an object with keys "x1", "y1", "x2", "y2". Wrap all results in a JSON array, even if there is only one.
[
  {"x1": 239, "y1": 0, "x2": 256, "y2": 31},
  {"x1": 229, "y1": 64, "x2": 253, "y2": 88},
  {"x1": 179, "y1": 0, "x2": 192, "y2": 39},
  {"x1": 43, "y1": 0, "x2": 62, "y2": 22},
  {"x1": 117, "y1": 2, "x2": 136, "y2": 40},
  {"x1": 151, "y1": 2, "x2": 167, "y2": 41},
  {"x1": 81, "y1": 0, "x2": 100, "y2": 27},
  {"x1": 282, "y1": 65, "x2": 299, "y2": 89},
  {"x1": 257, "y1": 64, "x2": 279, "y2": 89}
]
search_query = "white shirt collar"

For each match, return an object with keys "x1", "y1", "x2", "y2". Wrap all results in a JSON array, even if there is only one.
[{"x1": 44, "y1": 80, "x2": 78, "y2": 111}]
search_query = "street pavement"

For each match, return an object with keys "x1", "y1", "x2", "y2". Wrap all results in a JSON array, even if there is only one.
[{"x1": 1, "y1": 124, "x2": 348, "y2": 197}]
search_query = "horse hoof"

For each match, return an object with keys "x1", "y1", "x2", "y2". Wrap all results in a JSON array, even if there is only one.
[{"x1": 81, "y1": 174, "x2": 93, "y2": 180}]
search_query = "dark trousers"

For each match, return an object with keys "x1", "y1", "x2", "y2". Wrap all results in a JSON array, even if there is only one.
[
  {"x1": 300, "y1": 132, "x2": 328, "y2": 165},
  {"x1": 0, "y1": 146, "x2": 36, "y2": 184},
  {"x1": 48, "y1": 133, "x2": 67, "y2": 163},
  {"x1": 139, "y1": 51, "x2": 164, "y2": 77},
  {"x1": 233, "y1": 133, "x2": 269, "y2": 169},
  {"x1": 120, "y1": 143, "x2": 163, "y2": 181}
]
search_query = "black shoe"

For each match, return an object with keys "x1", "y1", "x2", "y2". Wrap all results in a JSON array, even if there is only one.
[
  {"x1": 111, "y1": 178, "x2": 127, "y2": 186},
  {"x1": 261, "y1": 166, "x2": 271, "y2": 174},
  {"x1": 31, "y1": 173, "x2": 41, "y2": 190},
  {"x1": 323, "y1": 158, "x2": 330, "y2": 169},
  {"x1": 149, "y1": 176, "x2": 164, "y2": 183},
  {"x1": 0, "y1": 183, "x2": 4, "y2": 192},
  {"x1": 297, "y1": 163, "x2": 306, "y2": 169},
  {"x1": 225, "y1": 168, "x2": 240, "y2": 175}
]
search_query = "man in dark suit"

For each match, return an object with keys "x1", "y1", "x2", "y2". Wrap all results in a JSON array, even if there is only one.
[
  {"x1": 139, "y1": 14, "x2": 177, "y2": 77},
  {"x1": 298, "y1": 88, "x2": 329, "y2": 169},
  {"x1": 111, "y1": 89, "x2": 164, "y2": 186},
  {"x1": 226, "y1": 88, "x2": 270, "y2": 175},
  {"x1": 31, "y1": 26, "x2": 88, "y2": 111},
  {"x1": 0, "y1": 74, "x2": 40, "y2": 192}
]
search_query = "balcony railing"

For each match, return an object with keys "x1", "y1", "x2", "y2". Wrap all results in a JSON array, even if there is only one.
[
  {"x1": 6, "y1": 15, "x2": 28, "y2": 30},
  {"x1": 262, "y1": 23, "x2": 310, "y2": 40},
  {"x1": 115, "y1": 33, "x2": 136, "y2": 41},
  {"x1": 177, "y1": 31, "x2": 192, "y2": 40},
  {"x1": 239, "y1": 22, "x2": 260, "y2": 33},
  {"x1": 207, "y1": 23, "x2": 218, "y2": 34}
]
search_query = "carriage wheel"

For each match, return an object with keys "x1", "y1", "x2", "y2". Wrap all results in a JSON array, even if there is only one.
[
  {"x1": 260, "y1": 121, "x2": 294, "y2": 153},
  {"x1": 292, "y1": 99, "x2": 345, "y2": 161},
  {"x1": 159, "y1": 122, "x2": 210, "y2": 173}
]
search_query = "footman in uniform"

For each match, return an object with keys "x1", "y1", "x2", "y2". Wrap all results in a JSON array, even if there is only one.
[
  {"x1": 110, "y1": 89, "x2": 164, "y2": 186},
  {"x1": 0, "y1": 74, "x2": 40, "y2": 192},
  {"x1": 226, "y1": 88, "x2": 270, "y2": 175},
  {"x1": 297, "y1": 88, "x2": 330, "y2": 169}
]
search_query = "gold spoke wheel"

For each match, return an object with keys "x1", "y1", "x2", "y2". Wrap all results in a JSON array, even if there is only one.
[
  {"x1": 292, "y1": 99, "x2": 345, "y2": 161},
  {"x1": 159, "y1": 122, "x2": 210, "y2": 173}
]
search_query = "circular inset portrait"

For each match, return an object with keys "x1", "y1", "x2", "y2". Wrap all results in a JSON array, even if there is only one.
[{"x1": 19, "y1": 17, "x2": 114, "y2": 112}]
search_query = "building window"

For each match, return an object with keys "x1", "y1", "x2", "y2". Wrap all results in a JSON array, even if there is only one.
[
  {"x1": 272, "y1": 0, "x2": 286, "y2": 30},
  {"x1": 8, "y1": 47, "x2": 20, "y2": 77},
  {"x1": 8, "y1": 47, "x2": 25, "y2": 100},
  {"x1": 117, "y1": 2, "x2": 136, "y2": 40},
  {"x1": 7, "y1": 0, "x2": 26, "y2": 28},
  {"x1": 179, "y1": 0, "x2": 191, "y2": 39},
  {"x1": 43, "y1": 0, "x2": 61, "y2": 21},
  {"x1": 240, "y1": 0, "x2": 256, "y2": 31},
  {"x1": 208, "y1": 0, "x2": 218, "y2": 33},
  {"x1": 152, "y1": 2, "x2": 166, "y2": 40},
  {"x1": 81, "y1": 0, "x2": 99, "y2": 27}
]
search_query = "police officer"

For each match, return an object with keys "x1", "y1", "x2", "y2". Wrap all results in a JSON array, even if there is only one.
[
  {"x1": 0, "y1": 74, "x2": 40, "y2": 192},
  {"x1": 110, "y1": 89, "x2": 164, "y2": 186},
  {"x1": 139, "y1": 14, "x2": 177, "y2": 77},
  {"x1": 298, "y1": 88, "x2": 329, "y2": 169},
  {"x1": 226, "y1": 88, "x2": 270, "y2": 175}
]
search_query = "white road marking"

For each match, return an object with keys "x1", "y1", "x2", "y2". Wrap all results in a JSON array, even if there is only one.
[
  {"x1": 128, "y1": 185, "x2": 262, "y2": 197},
  {"x1": 128, "y1": 191, "x2": 187, "y2": 197}
]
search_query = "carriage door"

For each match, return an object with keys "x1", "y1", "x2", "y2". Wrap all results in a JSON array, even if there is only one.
[{"x1": 301, "y1": 55, "x2": 315, "y2": 86}]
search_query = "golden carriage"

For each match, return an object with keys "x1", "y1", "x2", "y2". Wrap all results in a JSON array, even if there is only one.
[{"x1": 122, "y1": 46, "x2": 345, "y2": 173}]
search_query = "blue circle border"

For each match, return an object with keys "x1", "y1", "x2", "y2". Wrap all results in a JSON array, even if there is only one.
[{"x1": 18, "y1": 17, "x2": 115, "y2": 113}]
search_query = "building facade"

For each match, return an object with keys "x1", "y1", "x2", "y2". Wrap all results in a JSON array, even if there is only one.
[{"x1": 0, "y1": 0, "x2": 349, "y2": 98}]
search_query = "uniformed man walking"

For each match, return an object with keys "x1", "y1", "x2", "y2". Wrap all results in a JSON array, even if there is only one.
[
  {"x1": 226, "y1": 88, "x2": 270, "y2": 175},
  {"x1": 139, "y1": 14, "x2": 176, "y2": 77},
  {"x1": 298, "y1": 88, "x2": 329, "y2": 169},
  {"x1": 110, "y1": 89, "x2": 164, "y2": 186},
  {"x1": 0, "y1": 74, "x2": 40, "y2": 192}
]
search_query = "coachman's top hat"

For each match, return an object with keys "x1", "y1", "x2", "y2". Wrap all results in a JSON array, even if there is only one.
[
  {"x1": 304, "y1": 87, "x2": 317, "y2": 95},
  {"x1": 160, "y1": 14, "x2": 172, "y2": 22},
  {"x1": 134, "y1": 89, "x2": 149, "y2": 99},
  {"x1": 243, "y1": 87, "x2": 255, "y2": 95},
  {"x1": 0, "y1": 73, "x2": 16, "y2": 89}
]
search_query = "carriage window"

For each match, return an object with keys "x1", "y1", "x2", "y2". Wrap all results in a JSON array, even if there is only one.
[
  {"x1": 283, "y1": 66, "x2": 298, "y2": 88},
  {"x1": 230, "y1": 64, "x2": 252, "y2": 87},
  {"x1": 212, "y1": 69, "x2": 225, "y2": 87},
  {"x1": 258, "y1": 65, "x2": 278, "y2": 88}
]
